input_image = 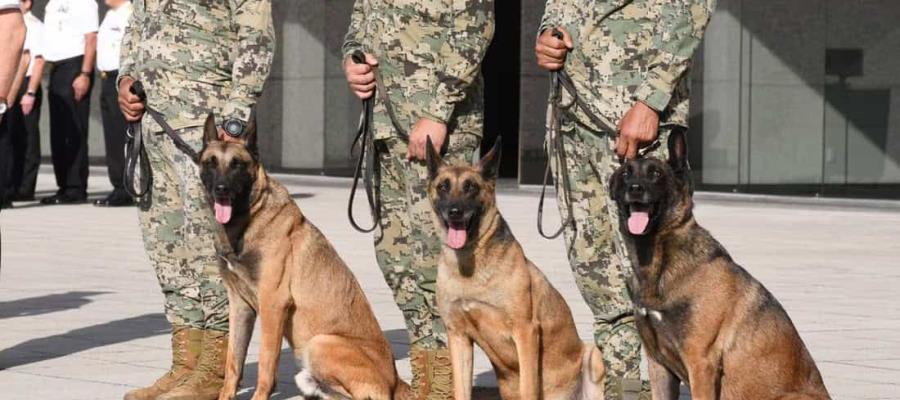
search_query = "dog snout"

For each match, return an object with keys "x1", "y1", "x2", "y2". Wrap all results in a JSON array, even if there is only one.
[
  {"x1": 214, "y1": 183, "x2": 229, "y2": 196},
  {"x1": 447, "y1": 207, "x2": 463, "y2": 220},
  {"x1": 628, "y1": 183, "x2": 644, "y2": 196}
]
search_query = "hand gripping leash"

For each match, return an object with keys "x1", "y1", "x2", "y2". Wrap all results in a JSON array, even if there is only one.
[{"x1": 124, "y1": 81, "x2": 200, "y2": 199}]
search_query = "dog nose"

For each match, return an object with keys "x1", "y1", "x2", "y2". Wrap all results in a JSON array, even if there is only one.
[
  {"x1": 448, "y1": 207, "x2": 463, "y2": 219},
  {"x1": 214, "y1": 184, "x2": 228, "y2": 194},
  {"x1": 628, "y1": 184, "x2": 644, "y2": 195}
]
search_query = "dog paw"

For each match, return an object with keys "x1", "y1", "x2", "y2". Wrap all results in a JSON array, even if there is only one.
[{"x1": 295, "y1": 369, "x2": 328, "y2": 399}]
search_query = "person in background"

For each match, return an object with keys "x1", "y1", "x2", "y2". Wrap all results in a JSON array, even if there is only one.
[
  {"x1": 39, "y1": 0, "x2": 98, "y2": 205},
  {"x1": 6, "y1": 0, "x2": 45, "y2": 203},
  {"x1": 0, "y1": 1, "x2": 25, "y2": 210},
  {"x1": 93, "y1": 0, "x2": 132, "y2": 207}
]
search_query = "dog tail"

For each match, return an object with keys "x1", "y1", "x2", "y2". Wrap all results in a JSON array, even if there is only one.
[{"x1": 393, "y1": 378, "x2": 414, "y2": 400}]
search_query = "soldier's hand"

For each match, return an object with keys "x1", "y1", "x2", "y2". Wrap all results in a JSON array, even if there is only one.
[
  {"x1": 535, "y1": 28, "x2": 573, "y2": 71},
  {"x1": 616, "y1": 101, "x2": 660, "y2": 160},
  {"x1": 344, "y1": 53, "x2": 378, "y2": 100},
  {"x1": 117, "y1": 76, "x2": 145, "y2": 122},
  {"x1": 73, "y1": 74, "x2": 90, "y2": 102},
  {"x1": 20, "y1": 94, "x2": 35, "y2": 115},
  {"x1": 407, "y1": 118, "x2": 447, "y2": 162}
]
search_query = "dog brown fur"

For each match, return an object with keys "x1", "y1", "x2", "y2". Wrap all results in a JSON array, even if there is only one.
[
  {"x1": 425, "y1": 138, "x2": 605, "y2": 400},
  {"x1": 609, "y1": 129, "x2": 831, "y2": 400},
  {"x1": 197, "y1": 115, "x2": 410, "y2": 400}
]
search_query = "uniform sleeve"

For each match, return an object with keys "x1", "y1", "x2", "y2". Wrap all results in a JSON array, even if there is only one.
[
  {"x1": 537, "y1": 0, "x2": 565, "y2": 37},
  {"x1": 421, "y1": 0, "x2": 495, "y2": 124},
  {"x1": 341, "y1": 0, "x2": 366, "y2": 57},
  {"x1": 632, "y1": 0, "x2": 716, "y2": 112},
  {"x1": 222, "y1": 0, "x2": 276, "y2": 122},
  {"x1": 117, "y1": 2, "x2": 140, "y2": 86}
]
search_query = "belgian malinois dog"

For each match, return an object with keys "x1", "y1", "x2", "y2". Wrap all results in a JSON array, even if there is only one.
[
  {"x1": 425, "y1": 137, "x2": 605, "y2": 400},
  {"x1": 197, "y1": 114, "x2": 411, "y2": 400},
  {"x1": 609, "y1": 129, "x2": 830, "y2": 400}
]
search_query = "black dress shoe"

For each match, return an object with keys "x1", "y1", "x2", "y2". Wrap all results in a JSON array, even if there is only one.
[
  {"x1": 94, "y1": 191, "x2": 135, "y2": 207},
  {"x1": 0, "y1": 199, "x2": 12, "y2": 210},
  {"x1": 40, "y1": 193, "x2": 88, "y2": 205},
  {"x1": 12, "y1": 193, "x2": 35, "y2": 202}
]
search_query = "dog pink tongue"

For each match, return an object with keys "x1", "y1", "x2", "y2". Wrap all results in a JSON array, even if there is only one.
[
  {"x1": 214, "y1": 199, "x2": 232, "y2": 224},
  {"x1": 447, "y1": 227, "x2": 468, "y2": 250},
  {"x1": 628, "y1": 212, "x2": 650, "y2": 235}
]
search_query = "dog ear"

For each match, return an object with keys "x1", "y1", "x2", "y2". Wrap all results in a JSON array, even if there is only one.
[
  {"x1": 425, "y1": 136, "x2": 443, "y2": 180},
  {"x1": 203, "y1": 113, "x2": 218, "y2": 145},
  {"x1": 667, "y1": 127, "x2": 689, "y2": 173},
  {"x1": 609, "y1": 165, "x2": 624, "y2": 203},
  {"x1": 244, "y1": 110, "x2": 259, "y2": 158},
  {"x1": 478, "y1": 136, "x2": 502, "y2": 181}
]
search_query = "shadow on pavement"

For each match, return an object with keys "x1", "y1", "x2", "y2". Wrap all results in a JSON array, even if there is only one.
[
  {"x1": 0, "y1": 291, "x2": 110, "y2": 320},
  {"x1": 0, "y1": 313, "x2": 169, "y2": 370}
]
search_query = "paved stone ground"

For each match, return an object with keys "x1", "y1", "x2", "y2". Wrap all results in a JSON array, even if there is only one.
[{"x1": 1, "y1": 167, "x2": 899, "y2": 399}]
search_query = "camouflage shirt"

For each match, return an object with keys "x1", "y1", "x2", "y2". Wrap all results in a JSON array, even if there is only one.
[
  {"x1": 119, "y1": 0, "x2": 275, "y2": 132},
  {"x1": 342, "y1": 0, "x2": 495, "y2": 139},
  {"x1": 540, "y1": 0, "x2": 716, "y2": 130}
]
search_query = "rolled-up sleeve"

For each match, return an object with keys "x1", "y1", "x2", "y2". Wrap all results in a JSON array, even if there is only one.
[
  {"x1": 420, "y1": 0, "x2": 494, "y2": 124},
  {"x1": 222, "y1": 0, "x2": 276, "y2": 122},
  {"x1": 632, "y1": 0, "x2": 716, "y2": 112}
]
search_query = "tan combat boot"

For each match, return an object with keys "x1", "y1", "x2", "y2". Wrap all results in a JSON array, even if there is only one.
[
  {"x1": 123, "y1": 325, "x2": 201, "y2": 400},
  {"x1": 158, "y1": 329, "x2": 228, "y2": 400},
  {"x1": 409, "y1": 346, "x2": 453, "y2": 400}
]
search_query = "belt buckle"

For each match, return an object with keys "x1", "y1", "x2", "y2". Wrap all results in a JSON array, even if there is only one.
[{"x1": 100, "y1": 71, "x2": 108, "y2": 80}]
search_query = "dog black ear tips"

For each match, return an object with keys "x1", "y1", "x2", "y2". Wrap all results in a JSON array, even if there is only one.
[
  {"x1": 203, "y1": 113, "x2": 218, "y2": 144},
  {"x1": 478, "y1": 135, "x2": 502, "y2": 180},
  {"x1": 425, "y1": 136, "x2": 441, "y2": 179},
  {"x1": 667, "y1": 128, "x2": 689, "y2": 172}
]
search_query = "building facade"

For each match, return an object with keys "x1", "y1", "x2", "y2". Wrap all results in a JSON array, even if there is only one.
[{"x1": 33, "y1": 0, "x2": 900, "y2": 198}]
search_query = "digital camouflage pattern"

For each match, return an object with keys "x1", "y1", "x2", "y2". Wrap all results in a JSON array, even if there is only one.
[
  {"x1": 374, "y1": 134, "x2": 481, "y2": 348},
  {"x1": 342, "y1": 0, "x2": 495, "y2": 139},
  {"x1": 138, "y1": 127, "x2": 230, "y2": 332},
  {"x1": 343, "y1": 0, "x2": 494, "y2": 349},
  {"x1": 540, "y1": 0, "x2": 716, "y2": 130},
  {"x1": 121, "y1": 0, "x2": 274, "y2": 332},
  {"x1": 540, "y1": 0, "x2": 715, "y2": 398},
  {"x1": 119, "y1": 0, "x2": 275, "y2": 132}
]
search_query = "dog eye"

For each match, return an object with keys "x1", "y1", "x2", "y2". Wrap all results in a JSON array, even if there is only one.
[
  {"x1": 438, "y1": 180, "x2": 450, "y2": 193},
  {"x1": 204, "y1": 157, "x2": 217, "y2": 167},
  {"x1": 463, "y1": 180, "x2": 477, "y2": 193},
  {"x1": 650, "y1": 170, "x2": 662, "y2": 180},
  {"x1": 230, "y1": 159, "x2": 245, "y2": 169}
]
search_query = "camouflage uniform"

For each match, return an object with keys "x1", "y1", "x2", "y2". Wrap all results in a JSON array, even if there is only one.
[
  {"x1": 343, "y1": 0, "x2": 495, "y2": 350},
  {"x1": 119, "y1": 0, "x2": 274, "y2": 332},
  {"x1": 539, "y1": 0, "x2": 715, "y2": 397}
]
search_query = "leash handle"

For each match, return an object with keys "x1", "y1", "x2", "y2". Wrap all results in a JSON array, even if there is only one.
[
  {"x1": 347, "y1": 49, "x2": 381, "y2": 233},
  {"x1": 351, "y1": 50, "x2": 366, "y2": 65},
  {"x1": 551, "y1": 28, "x2": 564, "y2": 40}
]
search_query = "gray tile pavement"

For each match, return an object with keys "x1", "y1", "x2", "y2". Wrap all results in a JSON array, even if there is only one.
[{"x1": 0, "y1": 167, "x2": 898, "y2": 399}]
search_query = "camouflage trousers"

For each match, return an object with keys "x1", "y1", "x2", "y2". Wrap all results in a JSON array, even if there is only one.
[
  {"x1": 551, "y1": 115, "x2": 669, "y2": 399},
  {"x1": 137, "y1": 125, "x2": 229, "y2": 332},
  {"x1": 373, "y1": 133, "x2": 481, "y2": 349}
]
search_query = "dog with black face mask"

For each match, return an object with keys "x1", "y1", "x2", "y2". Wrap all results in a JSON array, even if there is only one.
[
  {"x1": 426, "y1": 137, "x2": 605, "y2": 400},
  {"x1": 609, "y1": 129, "x2": 830, "y2": 400},
  {"x1": 198, "y1": 114, "x2": 411, "y2": 400}
]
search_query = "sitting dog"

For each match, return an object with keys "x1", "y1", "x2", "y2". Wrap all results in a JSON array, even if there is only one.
[
  {"x1": 197, "y1": 114, "x2": 410, "y2": 400},
  {"x1": 425, "y1": 137, "x2": 605, "y2": 400},
  {"x1": 609, "y1": 129, "x2": 831, "y2": 400}
]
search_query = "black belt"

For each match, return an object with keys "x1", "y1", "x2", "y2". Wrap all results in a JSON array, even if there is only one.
[
  {"x1": 123, "y1": 80, "x2": 200, "y2": 199},
  {"x1": 347, "y1": 50, "x2": 408, "y2": 233}
]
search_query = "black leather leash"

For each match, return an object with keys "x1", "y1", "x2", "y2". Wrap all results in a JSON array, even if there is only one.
[
  {"x1": 347, "y1": 50, "x2": 409, "y2": 233},
  {"x1": 537, "y1": 29, "x2": 660, "y2": 240},
  {"x1": 124, "y1": 80, "x2": 200, "y2": 198}
]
